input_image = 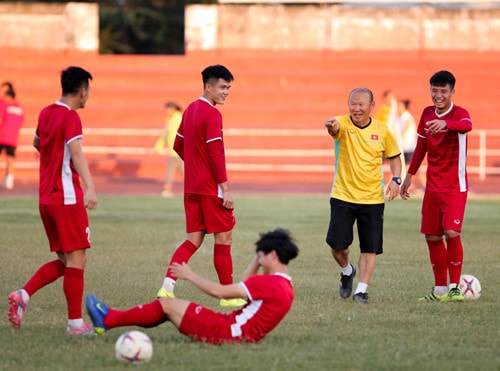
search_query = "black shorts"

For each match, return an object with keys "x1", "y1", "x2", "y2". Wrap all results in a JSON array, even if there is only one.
[
  {"x1": 0, "y1": 145, "x2": 16, "y2": 157},
  {"x1": 326, "y1": 198, "x2": 384, "y2": 255}
]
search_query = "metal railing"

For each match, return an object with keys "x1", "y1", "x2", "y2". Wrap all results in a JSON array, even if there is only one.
[{"x1": 14, "y1": 127, "x2": 500, "y2": 179}]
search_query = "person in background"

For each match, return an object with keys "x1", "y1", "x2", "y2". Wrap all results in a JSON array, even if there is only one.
[
  {"x1": 399, "y1": 99, "x2": 417, "y2": 164},
  {"x1": 156, "y1": 64, "x2": 245, "y2": 307},
  {"x1": 398, "y1": 99, "x2": 425, "y2": 193},
  {"x1": 8, "y1": 66, "x2": 98, "y2": 334},
  {"x1": 155, "y1": 101, "x2": 184, "y2": 198},
  {"x1": 87, "y1": 228, "x2": 299, "y2": 344},
  {"x1": 375, "y1": 89, "x2": 400, "y2": 135},
  {"x1": 0, "y1": 83, "x2": 24, "y2": 190},
  {"x1": 324, "y1": 87, "x2": 402, "y2": 304},
  {"x1": 400, "y1": 70, "x2": 472, "y2": 302}
]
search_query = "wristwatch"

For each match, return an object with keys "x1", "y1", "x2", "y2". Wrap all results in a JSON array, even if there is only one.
[{"x1": 392, "y1": 177, "x2": 402, "y2": 185}]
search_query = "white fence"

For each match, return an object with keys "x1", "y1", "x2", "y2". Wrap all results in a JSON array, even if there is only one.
[{"x1": 14, "y1": 128, "x2": 500, "y2": 181}]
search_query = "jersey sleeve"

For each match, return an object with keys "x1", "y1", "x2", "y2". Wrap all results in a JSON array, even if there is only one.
[
  {"x1": 446, "y1": 106, "x2": 472, "y2": 133},
  {"x1": 241, "y1": 275, "x2": 272, "y2": 301},
  {"x1": 65, "y1": 110, "x2": 83, "y2": 144},
  {"x1": 383, "y1": 128, "x2": 401, "y2": 158}
]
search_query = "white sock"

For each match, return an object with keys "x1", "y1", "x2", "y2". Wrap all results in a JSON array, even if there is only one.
[
  {"x1": 20, "y1": 289, "x2": 30, "y2": 304},
  {"x1": 449, "y1": 283, "x2": 459, "y2": 290},
  {"x1": 434, "y1": 286, "x2": 448, "y2": 295},
  {"x1": 341, "y1": 263, "x2": 353, "y2": 276},
  {"x1": 354, "y1": 282, "x2": 368, "y2": 294},
  {"x1": 68, "y1": 318, "x2": 84, "y2": 328},
  {"x1": 162, "y1": 277, "x2": 176, "y2": 293}
]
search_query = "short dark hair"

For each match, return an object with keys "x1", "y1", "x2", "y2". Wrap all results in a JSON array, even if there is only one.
[
  {"x1": 1, "y1": 81, "x2": 14, "y2": 91},
  {"x1": 61, "y1": 66, "x2": 92, "y2": 95},
  {"x1": 165, "y1": 101, "x2": 182, "y2": 111},
  {"x1": 430, "y1": 70, "x2": 455, "y2": 90},
  {"x1": 401, "y1": 99, "x2": 411, "y2": 109},
  {"x1": 201, "y1": 64, "x2": 234, "y2": 85},
  {"x1": 5, "y1": 88, "x2": 15, "y2": 99},
  {"x1": 349, "y1": 87, "x2": 374, "y2": 103},
  {"x1": 255, "y1": 228, "x2": 299, "y2": 265}
]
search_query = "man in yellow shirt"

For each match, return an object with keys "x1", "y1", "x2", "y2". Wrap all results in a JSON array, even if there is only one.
[{"x1": 324, "y1": 88, "x2": 402, "y2": 304}]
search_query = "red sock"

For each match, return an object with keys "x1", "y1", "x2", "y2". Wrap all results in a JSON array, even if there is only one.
[
  {"x1": 105, "y1": 300, "x2": 167, "y2": 329},
  {"x1": 63, "y1": 267, "x2": 84, "y2": 320},
  {"x1": 23, "y1": 259, "x2": 66, "y2": 297},
  {"x1": 446, "y1": 235, "x2": 463, "y2": 285},
  {"x1": 166, "y1": 240, "x2": 198, "y2": 279},
  {"x1": 427, "y1": 239, "x2": 448, "y2": 286},
  {"x1": 214, "y1": 244, "x2": 233, "y2": 285}
]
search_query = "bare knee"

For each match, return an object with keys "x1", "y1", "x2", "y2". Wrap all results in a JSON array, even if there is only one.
[
  {"x1": 214, "y1": 231, "x2": 232, "y2": 245},
  {"x1": 444, "y1": 230, "x2": 460, "y2": 239}
]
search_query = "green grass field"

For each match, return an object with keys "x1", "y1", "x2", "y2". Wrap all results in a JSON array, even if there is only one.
[{"x1": 1, "y1": 195, "x2": 499, "y2": 370}]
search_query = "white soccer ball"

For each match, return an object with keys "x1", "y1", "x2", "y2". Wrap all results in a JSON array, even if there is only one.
[
  {"x1": 459, "y1": 274, "x2": 482, "y2": 300},
  {"x1": 115, "y1": 331, "x2": 153, "y2": 364}
]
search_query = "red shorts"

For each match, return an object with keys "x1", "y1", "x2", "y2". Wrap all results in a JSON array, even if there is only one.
[
  {"x1": 421, "y1": 191, "x2": 467, "y2": 235},
  {"x1": 178, "y1": 302, "x2": 243, "y2": 344},
  {"x1": 184, "y1": 194, "x2": 236, "y2": 234},
  {"x1": 39, "y1": 203, "x2": 91, "y2": 253}
]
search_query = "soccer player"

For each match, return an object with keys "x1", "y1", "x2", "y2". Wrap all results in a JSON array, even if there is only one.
[
  {"x1": 87, "y1": 228, "x2": 299, "y2": 344},
  {"x1": 400, "y1": 70, "x2": 472, "y2": 302},
  {"x1": 8, "y1": 66, "x2": 98, "y2": 334},
  {"x1": 156, "y1": 65, "x2": 245, "y2": 307},
  {"x1": 324, "y1": 88, "x2": 402, "y2": 304},
  {"x1": 0, "y1": 84, "x2": 24, "y2": 190}
]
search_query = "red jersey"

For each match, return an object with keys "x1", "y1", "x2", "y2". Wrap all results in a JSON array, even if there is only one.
[
  {"x1": 408, "y1": 103, "x2": 471, "y2": 192},
  {"x1": 36, "y1": 102, "x2": 84, "y2": 205},
  {"x1": 174, "y1": 98, "x2": 228, "y2": 197},
  {"x1": 233, "y1": 273, "x2": 294, "y2": 342},
  {"x1": 0, "y1": 100, "x2": 24, "y2": 146}
]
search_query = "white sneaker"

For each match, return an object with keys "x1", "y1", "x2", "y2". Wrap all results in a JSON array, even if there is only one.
[{"x1": 4, "y1": 174, "x2": 14, "y2": 190}]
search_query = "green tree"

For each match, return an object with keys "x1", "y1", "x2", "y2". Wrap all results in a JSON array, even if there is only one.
[{"x1": 0, "y1": 0, "x2": 217, "y2": 54}]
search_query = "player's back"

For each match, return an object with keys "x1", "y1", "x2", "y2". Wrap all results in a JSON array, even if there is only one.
[{"x1": 37, "y1": 103, "x2": 83, "y2": 203}]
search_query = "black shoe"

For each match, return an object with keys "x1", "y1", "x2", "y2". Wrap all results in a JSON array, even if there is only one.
[
  {"x1": 339, "y1": 264, "x2": 356, "y2": 299},
  {"x1": 353, "y1": 292, "x2": 370, "y2": 304}
]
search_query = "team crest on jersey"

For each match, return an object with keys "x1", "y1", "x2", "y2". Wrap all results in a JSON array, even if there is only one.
[{"x1": 371, "y1": 134, "x2": 378, "y2": 140}]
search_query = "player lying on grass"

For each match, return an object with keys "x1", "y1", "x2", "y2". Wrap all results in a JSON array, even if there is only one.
[{"x1": 86, "y1": 228, "x2": 299, "y2": 344}]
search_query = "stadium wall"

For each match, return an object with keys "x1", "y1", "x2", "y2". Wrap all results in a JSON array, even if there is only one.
[
  {"x1": 0, "y1": 2, "x2": 98, "y2": 51},
  {"x1": 0, "y1": 2, "x2": 499, "y2": 51},
  {"x1": 186, "y1": 4, "x2": 500, "y2": 51}
]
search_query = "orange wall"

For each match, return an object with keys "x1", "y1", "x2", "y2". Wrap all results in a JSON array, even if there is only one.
[{"x1": 1, "y1": 48, "x2": 499, "y2": 186}]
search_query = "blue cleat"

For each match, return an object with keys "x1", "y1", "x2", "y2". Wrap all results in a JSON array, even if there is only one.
[{"x1": 86, "y1": 293, "x2": 109, "y2": 334}]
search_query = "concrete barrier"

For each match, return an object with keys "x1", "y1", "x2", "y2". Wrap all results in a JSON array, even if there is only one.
[{"x1": 0, "y1": 2, "x2": 498, "y2": 52}]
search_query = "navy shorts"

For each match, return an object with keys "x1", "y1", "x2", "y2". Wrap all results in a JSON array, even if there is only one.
[{"x1": 326, "y1": 198, "x2": 384, "y2": 255}]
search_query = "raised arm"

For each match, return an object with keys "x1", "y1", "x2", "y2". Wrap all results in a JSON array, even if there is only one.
[{"x1": 169, "y1": 262, "x2": 247, "y2": 300}]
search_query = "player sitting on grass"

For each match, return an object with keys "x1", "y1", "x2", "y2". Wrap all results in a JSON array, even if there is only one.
[{"x1": 86, "y1": 228, "x2": 299, "y2": 344}]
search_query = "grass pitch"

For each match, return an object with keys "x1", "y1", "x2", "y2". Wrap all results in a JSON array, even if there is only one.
[{"x1": 1, "y1": 195, "x2": 499, "y2": 370}]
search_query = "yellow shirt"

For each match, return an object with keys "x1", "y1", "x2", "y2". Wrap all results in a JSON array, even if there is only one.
[
  {"x1": 330, "y1": 115, "x2": 401, "y2": 204},
  {"x1": 163, "y1": 110, "x2": 183, "y2": 157}
]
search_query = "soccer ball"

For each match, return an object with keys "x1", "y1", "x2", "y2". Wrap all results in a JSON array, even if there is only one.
[
  {"x1": 115, "y1": 331, "x2": 153, "y2": 364},
  {"x1": 459, "y1": 274, "x2": 482, "y2": 300}
]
